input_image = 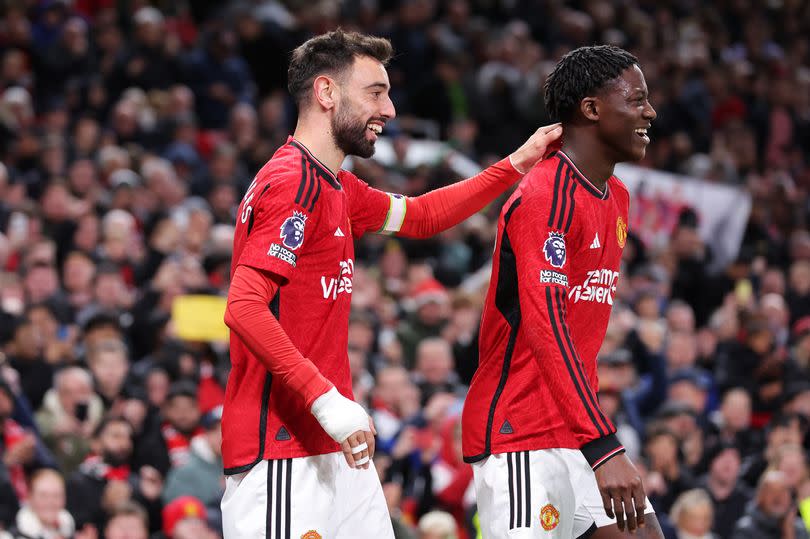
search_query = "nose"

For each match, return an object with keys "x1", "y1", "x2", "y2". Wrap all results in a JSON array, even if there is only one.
[
  {"x1": 644, "y1": 101, "x2": 657, "y2": 121},
  {"x1": 381, "y1": 94, "x2": 396, "y2": 120}
]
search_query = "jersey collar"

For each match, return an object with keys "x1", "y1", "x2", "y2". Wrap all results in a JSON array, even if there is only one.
[
  {"x1": 556, "y1": 151, "x2": 610, "y2": 200},
  {"x1": 288, "y1": 137, "x2": 341, "y2": 189}
]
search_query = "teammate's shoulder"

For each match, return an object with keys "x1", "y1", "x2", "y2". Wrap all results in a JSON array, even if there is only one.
[{"x1": 511, "y1": 153, "x2": 565, "y2": 207}]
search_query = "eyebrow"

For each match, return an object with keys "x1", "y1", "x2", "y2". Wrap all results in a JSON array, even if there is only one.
[{"x1": 364, "y1": 82, "x2": 389, "y2": 91}]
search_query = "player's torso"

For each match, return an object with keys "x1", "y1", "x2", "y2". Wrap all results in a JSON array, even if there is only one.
[
  {"x1": 464, "y1": 154, "x2": 629, "y2": 457},
  {"x1": 226, "y1": 144, "x2": 356, "y2": 466}
]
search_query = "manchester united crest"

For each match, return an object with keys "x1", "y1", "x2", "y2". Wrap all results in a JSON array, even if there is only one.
[
  {"x1": 616, "y1": 216, "x2": 627, "y2": 248},
  {"x1": 301, "y1": 531, "x2": 322, "y2": 539},
  {"x1": 540, "y1": 504, "x2": 560, "y2": 531}
]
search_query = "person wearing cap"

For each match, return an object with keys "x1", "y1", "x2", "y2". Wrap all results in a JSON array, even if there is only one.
[
  {"x1": 696, "y1": 442, "x2": 751, "y2": 538},
  {"x1": 163, "y1": 405, "x2": 224, "y2": 528},
  {"x1": 397, "y1": 278, "x2": 451, "y2": 368},
  {"x1": 154, "y1": 382, "x2": 203, "y2": 475},
  {"x1": 160, "y1": 495, "x2": 215, "y2": 539}
]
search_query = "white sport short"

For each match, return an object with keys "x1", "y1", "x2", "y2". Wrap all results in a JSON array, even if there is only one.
[
  {"x1": 472, "y1": 449, "x2": 654, "y2": 538},
  {"x1": 221, "y1": 452, "x2": 394, "y2": 539}
]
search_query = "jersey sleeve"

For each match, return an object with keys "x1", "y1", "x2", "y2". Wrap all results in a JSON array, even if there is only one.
[
  {"x1": 341, "y1": 172, "x2": 395, "y2": 238},
  {"x1": 507, "y1": 187, "x2": 624, "y2": 470},
  {"x1": 235, "y1": 171, "x2": 318, "y2": 283}
]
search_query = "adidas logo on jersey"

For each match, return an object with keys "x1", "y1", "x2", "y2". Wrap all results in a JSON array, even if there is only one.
[
  {"x1": 334, "y1": 227, "x2": 345, "y2": 237},
  {"x1": 499, "y1": 420, "x2": 514, "y2": 434},
  {"x1": 275, "y1": 426, "x2": 291, "y2": 441},
  {"x1": 590, "y1": 233, "x2": 601, "y2": 249}
]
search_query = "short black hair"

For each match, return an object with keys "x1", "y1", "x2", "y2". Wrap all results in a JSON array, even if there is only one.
[
  {"x1": 288, "y1": 29, "x2": 393, "y2": 107},
  {"x1": 544, "y1": 45, "x2": 639, "y2": 123}
]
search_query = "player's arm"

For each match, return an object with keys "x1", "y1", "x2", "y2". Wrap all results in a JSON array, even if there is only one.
[
  {"x1": 508, "y1": 195, "x2": 646, "y2": 532},
  {"x1": 346, "y1": 124, "x2": 561, "y2": 238},
  {"x1": 224, "y1": 265, "x2": 375, "y2": 468},
  {"x1": 394, "y1": 124, "x2": 562, "y2": 238}
]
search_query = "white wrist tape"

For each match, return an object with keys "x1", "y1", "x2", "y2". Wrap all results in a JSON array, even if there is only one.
[{"x1": 310, "y1": 387, "x2": 370, "y2": 444}]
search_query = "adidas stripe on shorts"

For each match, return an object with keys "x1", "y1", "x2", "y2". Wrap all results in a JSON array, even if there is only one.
[
  {"x1": 221, "y1": 452, "x2": 394, "y2": 538},
  {"x1": 472, "y1": 448, "x2": 655, "y2": 538}
]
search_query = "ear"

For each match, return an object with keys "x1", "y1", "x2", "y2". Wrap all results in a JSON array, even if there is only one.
[
  {"x1": 313, "y1": 75, "x2": 337, "y2": 111},
  {"x1": 580, "y1": 96, "x2": 599, "y2": 122}
]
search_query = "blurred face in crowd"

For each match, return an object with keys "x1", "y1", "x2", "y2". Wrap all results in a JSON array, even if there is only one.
[
  {"x1": 105, "y1": 513, "x2": 148, "y2": 539},
  {"x1": 57, "y1": 368, "x2": 93, "y2": 416},
  {"x1": 27, "y1": 304, "x2": 58, "y2": 341},
  {"x1": 328, "y1": 55, "x2": 395, "y2": 159},
  {"x1": 94, "y1": 271, "x2": 129, "y2": 309},
  {"x1": 767, "y1": 419, "x2": 803, "y2": 452},
  {"x1": 24, "y1": 265, "x2": 60, "y2": 303},
  {"x1": 646, "y1": 432, "x2": 679, "y2": 472},
  {"x1": 789, "y1": 261, "x2": 810, "y2": 295},
  {"x1": 773, "y1": 445, "x2": 808, "y2": 490},
  {"x1": 709, "y1": 448, "x2": 740, "y2": 486},
  {"x1": 374, "y1": 366, "x2": 411, "y2": 411},
  {"x1": 416, "y1": 340, "x2": 453, "y2": 385},
  {"x1": 73, "y1": 213, "x2": 100, "y2": 253},
  {"x1": 675, "y1": 500, "x2": 713, "y2": 537},
  {"x1": 164, "y1": 395, "x2": 200, "y2": 436},
  {"x1": 11, "y1": 320, "x2": 41, "y2": 360},
  {"x1": 665, "y1": 331, "x2": 697, "y2": 372},
  {"x1": 666, "y1": 304, "x2": 695, "y2": 333},
  {"x1": 146, "y1": 369, "x2": 170, "y2": 408},
  {"x1": 63, "y1": 252, "x2": 96, "y2": 293},
  {"x1": 757, "y1": 471, "x2": 792, "y2": 519},
  {"x1": 97, "y1": 420, "x2": 133, "y2": 466},
  {"x1": 173, "y1": 518, "x2": 217, "y2": 539},
  {"x1": 90, "y1": 346, "x2": 129, "y2": 398},
  {"x1": 720, "y1": 389, "x2": 751, "y2": 432},
  {"x1": 669, "y1": 380, "x2": 707, "y2": 415},
  {"x1": 29, "y1": 470, "x2": 66, "y2": 528}
]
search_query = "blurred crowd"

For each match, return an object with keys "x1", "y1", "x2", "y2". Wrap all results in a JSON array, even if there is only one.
[{"x1": 0, "y1": 0, "x2": 809, "y2": 538}]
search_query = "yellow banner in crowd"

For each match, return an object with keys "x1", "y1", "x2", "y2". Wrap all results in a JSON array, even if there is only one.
[{"x1": 171, "y1": 295, "x2": 229, "y2": 342}]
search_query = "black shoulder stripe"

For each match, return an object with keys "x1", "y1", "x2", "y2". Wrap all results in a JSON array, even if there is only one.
[
  {"x1": 302, "y1": 161, "x2": 316, "y2": 209},
  {"x1": 294, "y1": 156, "x2": 308, "y2": 205},
  {"x1": 308, "y1": 172, "x2": 322, "y2": 212},
  {"x1": 555, "y1": 167, "x2": 572, "y2": 230},
  {"x1": 547, "y1": 159, "x2": 566, "y2": 228},
  {"x1": 564, "y1": 182, "x2": 577, "y2": 233}
]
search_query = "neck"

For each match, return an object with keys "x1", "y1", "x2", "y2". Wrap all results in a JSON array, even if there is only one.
[
  {"x1": 560, "y1": 130, "x2": 616, "y2": 190},
  {"x1": 293, "y1": 113, "x2": 344, "y2": 176}
]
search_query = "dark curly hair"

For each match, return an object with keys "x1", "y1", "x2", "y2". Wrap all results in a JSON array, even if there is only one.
[
  {"x1": 288, "y1": 29, "x2": 393, "y2": 107},
  {"x1": 544, "y1": 45, "x2": 639, "y2": 123}
]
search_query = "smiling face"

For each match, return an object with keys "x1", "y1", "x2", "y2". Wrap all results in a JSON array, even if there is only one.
[
  {"x1": 593, "y1": 65, "x2": 656, "y2": 163},
  {"x1": 331, "y1": 55, "x2": 395, "y2": 158}
]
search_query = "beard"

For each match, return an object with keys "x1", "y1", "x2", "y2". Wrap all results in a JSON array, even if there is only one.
[
  {"x1": 103, "y1": 449, "x2": 131, "y2": 468},
  {"x1": 332, "y1": 99, "x2": 376, "y2": 159}
]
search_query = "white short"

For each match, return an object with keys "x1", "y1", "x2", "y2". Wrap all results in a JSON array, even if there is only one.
[
  {"x1": 472, "y1": 449, "x2": 654, "y2": 538},
  {"x1": 221, "y1": 452, "x2": 394, "y2": 539}
]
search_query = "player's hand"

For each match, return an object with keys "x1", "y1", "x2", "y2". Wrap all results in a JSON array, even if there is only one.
[
  {"x1": 508, "y1": 123, "x2": 563, "y2": 174},
  {"x1": 594, "y1": 453, "x2": 646, "y2": 533},
  {"x1": 311, "y1": 387, "x2": 374, "y2": 468}
]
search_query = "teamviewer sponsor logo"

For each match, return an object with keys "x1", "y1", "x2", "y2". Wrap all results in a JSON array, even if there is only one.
[
  {"x1": 568, "y1": 269, "x2": 619, "y2": 305},
  {"x1": 321, "y1": 258, "x2": 354, "y2": 300},
  {"x1": 268, "y1": 243, "x2": 297, "y2": 267}
]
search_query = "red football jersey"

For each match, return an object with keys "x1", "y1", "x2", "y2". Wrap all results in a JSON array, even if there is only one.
[
  {"x1": 223, "y1": 138, "x2": 396, "y2": 473},
  {"x1": 462, "y1": 151, "x2": 630, "y2": 469}
]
